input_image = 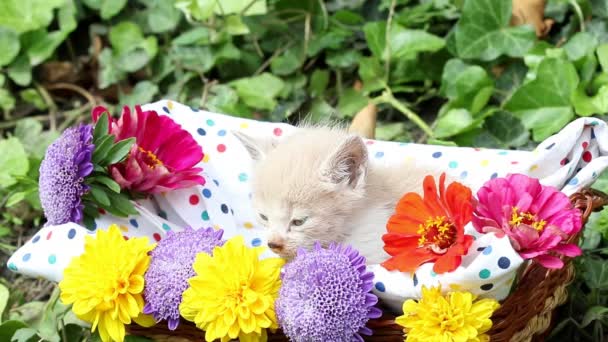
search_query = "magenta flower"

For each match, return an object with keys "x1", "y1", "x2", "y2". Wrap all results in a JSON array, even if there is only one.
[
  {"x1": 473, "y1": 174, "x2": 582, "y2": 269},
  {"x1": 92, "y1": 105, "x2": 205, "y2": 193}
]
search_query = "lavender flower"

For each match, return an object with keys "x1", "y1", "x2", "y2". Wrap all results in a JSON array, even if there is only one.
[
  {"x1": 276, "y1": 243, "x2": 382, "y2": 342},
  {"x1": 39, "y1": 124, "x2": 94, "y2": 225},
  {"x1": 143, "y1": 227, "x2": 225, "y2": 330}
]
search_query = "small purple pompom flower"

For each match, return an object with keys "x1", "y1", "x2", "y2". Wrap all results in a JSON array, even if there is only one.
[
  {"x1": 143, "y1": 227, "x2": 225, "y2": 330},
  {"x1": 39, "y1": 124, "x2": 94, "y2": 225},
  {"x1": 276, "y1": 243, "x2": 382, "y2": 342}
]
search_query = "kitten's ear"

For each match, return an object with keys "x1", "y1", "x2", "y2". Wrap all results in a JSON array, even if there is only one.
[
  {"x1": 320, "y1": 135, "x2": 368, "y2": 188},
  {"x1": 233, "y1": 131, "x2": 278, "y2": 161}
]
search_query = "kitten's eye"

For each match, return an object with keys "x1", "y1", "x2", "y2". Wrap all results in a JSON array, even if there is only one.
[
  {"x1": 259, "y1": 213, "x2": 268, "y2": 221},
  {"x1": 291, "y1": 217, "x2": 308, "y2": 227}
]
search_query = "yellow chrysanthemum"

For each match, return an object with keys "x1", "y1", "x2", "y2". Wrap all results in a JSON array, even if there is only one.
[
  {"x1": 59, "y1": 225, "x2": 156, "y2": 342},
  {"x1": 396, "y1": 286, "x2": 500, "y2": 342},
  {"x1": 179, "y1": 236, "x2": 285, "y2": 342}
]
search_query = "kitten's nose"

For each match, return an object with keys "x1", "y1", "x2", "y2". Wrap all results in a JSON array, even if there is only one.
[{"x1": 268, "y1": 241, "x2": 284, "y2": 250}]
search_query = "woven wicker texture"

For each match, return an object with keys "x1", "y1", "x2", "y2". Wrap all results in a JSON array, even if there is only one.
[{"x1": 127, "y1": 188, "x2": 608, "y2": 342}]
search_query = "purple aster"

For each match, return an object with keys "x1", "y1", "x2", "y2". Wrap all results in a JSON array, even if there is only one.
[
  {"x1": 39, "y1": 124, "x2": 94, "y2": 225},
  {"x1": 276, "y1": 242, "x2": 382, "y2": 342},
  {"x1": 143, "y1": 227, "x2": 225, "y2": 330}
]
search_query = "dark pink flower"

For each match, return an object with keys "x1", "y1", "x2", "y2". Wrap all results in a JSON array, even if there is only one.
[
  {"x1": 473, "y1": 174, "x2": 582, "y2": 269},
  {"x1": 93, "y1": 105, "x2": 205, "y2": 193}
]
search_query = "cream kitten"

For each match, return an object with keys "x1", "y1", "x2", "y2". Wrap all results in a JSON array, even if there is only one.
[{"x1": 234, "y1": 126, "x2": 427, "y2": 264}]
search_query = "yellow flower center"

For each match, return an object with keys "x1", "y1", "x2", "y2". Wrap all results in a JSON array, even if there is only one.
[
  {"x1": 138, "y1": 146, "x2": 163, "y2": 169},
  {"x1": 417, "y1": 216, "x2": 457, "y2": 253},
  {"x1": 509, "y1": 207, "x2": 547, "y2": 231}
]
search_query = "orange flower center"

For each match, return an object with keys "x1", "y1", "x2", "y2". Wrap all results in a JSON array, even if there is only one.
[
  {"x1": 509, "y1": 207, "x2": 546, "y2": 231},
  {"x1": 417, "y1": 216, "x2": 457, "y2": 254},
  {"x1": 137, "y1": 146, "x2": 163, "y2": 169}
]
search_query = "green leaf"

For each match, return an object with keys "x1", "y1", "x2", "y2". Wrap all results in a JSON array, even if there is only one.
[
  {"x1": 307, "y1": 98, "x2": 335, "y2": 123},
  {"x1": 172, "y1": 27, "x2": 210, "y2": 46},
  {"x1": 93, "y1": 113, "x2": 109, "y2": 142},
  {"x1": 433, "y1": 108, "x2": 474, "y2": 139},
  {"x1": 11, "y1": 328, "x2": 38, "y2": 342},
  {"x1": 563, "y1": 32, "x2": 599, "y2": 61},
  {"x1": 6, "y1": 55, "x2": 32, "y2": 87},
  {"x1": 230, "y1": 73, "x2": 285, "y2": 110},
  {"x1": 90, "y1": 175, "x2": 121, "y2": 193},
  {"x1": 358, "y1": 57, "x2": 385, "y2": 93},
  {"x1": 106, "y1": 191, "x2": 138, "y2": 216},
  {"x1": 504, "y1": 58, "x2": 579, "y2": 141},
  {"x1": 119, "y1": 81, "x2": 159, "y2": 108},
  {"x1": 175, "y1": 0, "x2": 215, "y2": 21},
  {"x1": 6, "y1": 191, "x2": 27, "y2": 207},
  {"x1": 307, "y1": 30, "x2": 351, "y2": 56},
  {"x1": 308, "y1": 69, "x2": 329, "y2": 98},
  {"x1": 453, "y1": 0, "x2": 536, "y2": 60},
  {"x1": 169, "y1": 46, "x2": 215, "y2": 73},
  {"x1": 0, "y1": 321, "x2": 27, "y2": 341},
  {"x1": 115, "y1": 49, "x2": 152, "y2": 73},
  {"x1": 143, "y1": 0, "x2": 182, "y2": 33},
  {"x1": 101, "y1": 0, "x2": 127, "y2": 19},
  {"x1": 270, "y1": 47, "x2": 302, "y2": 76},
  {"x1": 326, "y1": 50, "x2": 361, "y2": 69},
  {"x1": 0, "y1": 88, "x2": 16, "y2": 114},
  {"x1": 586, "y1": 208, "x2": 608, "y2": 241},
  {"x1": 0, "y1": 0, "x2": 64, "y2": 33},
  {"x1": 0, "y1": 283, "x2": 8, "y2": 319},
  {"x1": 363, "y1": 22, "x2": 386, "y2": 59},
  {"x1": 387, "y1": 25, "x2": 445, "y2": 60},
  {"x1": 337, "y1": 89, "x2": 368, "y2": 117},
  {"x1": 597, "y1": 44, "x2": 608, "y2": 72},
  {"x1": 582, "y1": 306, "x2": 608, "y2": 327},
  {"x1": 109, "y1": 22, "x2": 145, "y2": 55},
  {"x1": 582, "y1": 258, "x2": 608, "y2": 289},
  {"x1": 0, "y1": 138, "x2": 29, "y2": 187},
  {"x1": 440, "y1": 59, "x2": 494, "y2": 113},
  {"x1": 375, "y1": 122, "x2": 411, "y2": 142},
  {"x1": 0, "y1": 28, "x2": 20, "y2": 67},
  {"x1": 483, "y1": 110, "x2": 530, "y2": 148},
  {"x1": 204, "y1": 84, "x2": 241, "y2": 114},
  {"x1": 19, "y1": 89, "x2": 46, "y2": 110},
  {"x1": 213, "y1": 0, "x2": 266, "y2": 16},
  {"x1": 21, "y1": 29, "x2": 68, "y2": 66},
  {"x1": 98, "y1": 48, "x2": 126, "y2": 89},
  {"x1": 104, "y1": 138, "x2": 135, "y2": 165},
  {"x1": 572, "y1": 85, "x2": 608, "y2": 116},
  {"x1": 224, "y1": 15, "x2": 250, "y2": 35},
  {"x1": 92, "y1": 135, "x2": 115, "y2": 164},
  {"x1": 90, "y1": 185, "x2": 111, "y2": 207}
]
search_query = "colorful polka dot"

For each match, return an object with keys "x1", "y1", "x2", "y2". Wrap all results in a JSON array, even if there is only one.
[
  {"x1": 218, "y1": 129, "x2": 227, "y2": 136},
  {"x1": 119, "y1": 225, "x2": 129, "y2": 233},
  {"x1": 48, "y1": 254, "x2": 57, "y2": 264},
  {"x1": 583, "y1": 151, "x2": 592, "y2": 163},
  {"x1": 22, "y1": 253, "x2": 31, "y2": 262},
  {"x1": 477, "y1": 247, "x2": 486, "y2": 252},
  {"x1": 221, "y1": 204, "x2": 229, "y2": 214},
  {"x1": 158, "y1": 211, "x2": 167, "y2": 219},
  {"x1": 413, "y1": 273, "x2": 418, "y2": 286},
  {"x1": 202, "y1": 189, "x2": 212, "y2": 198},
  {"x1": 498, "y1": 151, "x2": 508, "y2": 155},
  {"x1": 530, "y1": 164, "x2": 539, "y2": 171},
  {"x1": 206, "y1": 119, "x2": 215, "y2": 126},
  {"x1": 8, "y1": 262, "x2": 17, "y2": 271},
  {"x1": 238, "y1": 173, "x2": 248, "y2": 182},
  {"x1": 217, "y1": 144, "x2": 226, "y2": 153},
  {"x1": 560, "y1": 158, "x2": 569, "y2": 166},
  {"x1": 213, "y1": 224, "x2": 221, "y2": 230},
  {"x1": 583, "y1": 141, "x2": 589, "y2": 149},
  {"x1": 480, "y1": 160, "x2": 489, "y2": 167},
  {"x1": 240, "y1": 122, "x2": 249, "y2": 129},
  {"x1": 273, "y1": 127, "x2": 283, "y2": 136},
  {"x1": 197, "y1": 128, "x2": 206, "y2": 136},
  {"x1": 153, "y1": 233, "x2": 162, "y2": 242},
  {"x1": 498, "y1": 257, "x2": 511, "y2": 269},
  {"x1": 448, "y1": 161, "x2": 458, "y2": 168},
  {"x1": 32, "y1": 235, "x2": 40, "y2": 243},
  {"x1": 47, "y1": 231, "x2": 53, "y2": 240},
  {"x1": 479, "y1": 269, "x2": 491, "y2": 279},
  {"x1": 162, "y1": 106, "x2": 170, "y2": 114},
  {"x1": 162, "y1": 223, "x2": 171, "y2": 231},
  {"x1": 545, "y1": 142, "x2": 556, "y2": 150},
  {"x1": 432, "y1": 152, "x2": 442, "y2": 158},
  {"x1": 213, "y1": 179, "x2": 219, "y2": 186},
  {"x1": 67, "y1": 229, "x2": 76, "y2": 239},
  {"x1": 201, "y1": 211, "x2": 210, "y2": 221},
  {"x1": 490, "y1": 172, "x2": 498, "y2": 179},
  {"x1": 251, "y1": 238, "x2": 262, "y2": 247},
  {"x1": 375, "y1": 151, "x2": 384, "y2": 158},
  {"x1": 244, "y1": 222, "x2": 254, "y2": 229},
  {"x1": 480, "y1": 283, "x2": 494, "y2": 291},
  {"x1": 374, "y1": 282, "x2": 386, "y2": 292},
  {"x1": 482, "y1": 246, "x2": 493, "y2": 255},
  {"x1": 460, "y1": 171, "x2": 468, "y2": 179},
  {"x1": 203, "y1": 154, "x2": 210, "y2": 163},
  {"x1": 430, "y1": 270, "x2": 437, "y2": 277},
  {"x1": 189, "y1": 195, "x2": 200, "y2": 205},
  {"x1": 365, "y1": 140, "x2": 374, "y2": 145},
  {"x1": 129, "y1": 219, "x2": 139, "y2": 228},
  {"x1": 167, "y1": 100, "x2": 174, "y2": 110},
  {"x1": 569, "y1": 177, "x2": 579, "y2": 186}
]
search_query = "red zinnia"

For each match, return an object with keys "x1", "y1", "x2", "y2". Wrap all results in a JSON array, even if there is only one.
[
  {"x1": 93, "y1": 105, "x2": 205, "y2": 194},
  {"x1": 382, "y1": 173, "x2": 475, "y2": 274}
]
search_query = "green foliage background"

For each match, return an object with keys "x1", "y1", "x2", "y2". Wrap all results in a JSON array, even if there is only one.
[{"x1": 0, "y1": 0, "x2": 608, "y2": 340}]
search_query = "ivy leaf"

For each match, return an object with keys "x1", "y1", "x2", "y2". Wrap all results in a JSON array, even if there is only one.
[
  {"x1": 483, "y1": 110, "x2": 529, "y2": 148},
  {"x1": 504, "y1": 57, "x2": 579, "y2": 141},
  {"x1": 582, "y1": 306, "x2": 608, "y2": 327},
  {"x1": 387, "y1": 25, "x2": 445, "y2": 60},
  {"x1": 326, "y1": 50, "x2": 361, "y2": 68},
  {"x1": 563, "y1": 32, "x2": 599, "y2": 61},
  {"x1": 0, "y1": 138, "x2": 29, "y2": 187},
  {"x1": 337, "y1": 89, "x2": 368, "y2": 118},
  {"x1": 270, "y1": 47, "x2": 302, "y2": 76},
  {"x1": 582, "y1": 258, "x2": 608, "y2": 289},
  {"x1": 0, "y1": 321, "x2": 27, "y2": 341},
  {"x1": 0, "y1": 88, "x2": 16, "y2": 114},
  {"x1": 433, "y1": 108, "x2": 474, "y2": 139},
  {"x1": 440, "y1": 59, "x2": 494, "y2": 114},
  {"x1": 101, "y1": 0, "x2": 127, "y2": 20},
  {"x1": 0, "y1": 27, "x2": 19, "y2": 67},
  {"x1": 0, "y1": 283, "x2": 8, "y2": 317},
  {"x1": 0, "y1": 0, "x2": 64, "y2": 33},
  {"x1": 597, "y1": 43, "x2": 608, "y2": 72},
  {"x1": 119, "y1": 81, "x2": 159, "y2": 108},
  {"x1": 358, "y1": 57, "x2": 385, "y2": 93},
  {"x1": 363, "y1": 22, "x2": 386, "y2": 59},
  {"x1": 109, "y1": 22, "x2": 147, "y2": 55},
  {"x1": 7, "y1": 55, "x2": 32, "y2": 86},
  {"x1": 230, "y1": 73, "x2": 285, "y2": 110},
  {"x1": 308, "y1": 69, "x2": 329, "y2": 98},
  {"x1": 453, "y1": 0, "x2": 536, "y2": 60},
  {"x1": 572, "y1": 85, "x2": 608, "y2": 116}
]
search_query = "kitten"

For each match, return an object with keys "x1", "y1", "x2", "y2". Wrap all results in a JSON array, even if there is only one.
[{"x1": 234, "y1": 126, "x2": 430, "y2": 264}]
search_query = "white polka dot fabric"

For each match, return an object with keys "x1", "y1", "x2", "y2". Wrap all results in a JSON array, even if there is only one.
[{"x1": 7, "y1": 100, "x2": 608, "y2": 307}]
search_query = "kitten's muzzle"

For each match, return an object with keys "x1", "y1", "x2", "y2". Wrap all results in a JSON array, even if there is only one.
[{"x1": 267, "y1": 241, "x2": 284, "y2": 251}]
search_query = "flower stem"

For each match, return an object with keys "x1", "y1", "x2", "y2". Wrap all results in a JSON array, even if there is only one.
[{"x1": 373, "y1": 88, "x2": 434, "y2": 137}]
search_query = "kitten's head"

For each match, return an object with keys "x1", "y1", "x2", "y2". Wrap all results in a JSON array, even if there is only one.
[{"x1": 234, "y1": 127, "x2": 368, "y2": 260}]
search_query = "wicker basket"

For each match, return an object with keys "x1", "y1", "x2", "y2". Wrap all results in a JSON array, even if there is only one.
[{"x1": 127, "y1": 188, "x2": 608, "y2": 342}]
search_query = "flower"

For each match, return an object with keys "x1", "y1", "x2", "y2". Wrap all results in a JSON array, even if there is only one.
[
  {"x1": 39, "y1": 124, "x2": 94, "y2": 225},
  {"x1": 382, "y1": 173, "x2": 475, "y2": 274},
  {"x1": 143, "y1": 227, "x2": 224, "y2": 330},
  {"x1": 473, "y1": 174, "x2": 583, "y2": 269},
  {"x1": 59, "y1": 225, "x2": 156, "y2": 342},
  {"x1": 276, "y1": 243, "x2": 382, "y2": 342},
  {"x1": 179, "y1": 236, "x2": 284, "y2": 342},
  {"x1": 92, "y1": 105, "x2": 205, "y2": 193},
  {"x1": 396, "y1": 286, "x2": 500, "y2": 342}
]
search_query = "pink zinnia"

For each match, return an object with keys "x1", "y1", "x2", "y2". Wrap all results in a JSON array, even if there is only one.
[
  {"x1": 92, "y1": 105, "x2": 205, "y2": 193},
  {"x1": 473, "y1": 174, "x2": 582, "y2": 269}
]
